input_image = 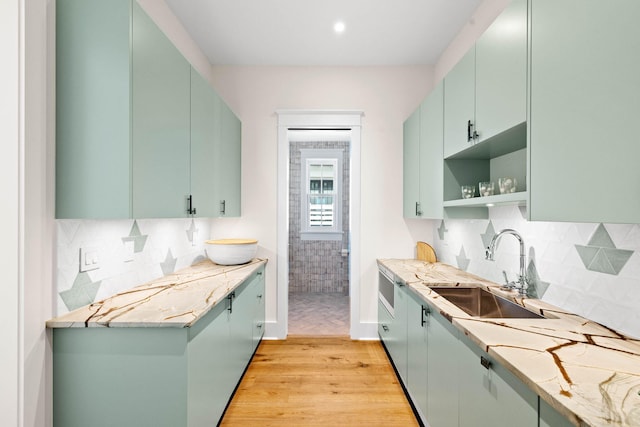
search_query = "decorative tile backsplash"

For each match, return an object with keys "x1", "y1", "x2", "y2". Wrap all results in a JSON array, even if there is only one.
[
  {"x1": 56, "y1": 218, "x2": 211, "y2": 315},
  {"x1": 432, "y1": 205, "x2": 640, "y2": 339}
]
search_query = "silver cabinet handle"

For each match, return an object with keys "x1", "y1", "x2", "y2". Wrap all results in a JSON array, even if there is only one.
[
  {"x1": 416, "y1": 201, "x2": 422, "y2": 216},
  {"x1": 382, "y1": 324, "x2": 389, "y2": 332},
  {"x1": 220, "y1": 200, "x2": 226, "y2": 215}
]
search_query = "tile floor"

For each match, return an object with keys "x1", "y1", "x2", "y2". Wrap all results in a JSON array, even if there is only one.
[{"x1": 288, "y1": 293, "x2": 350, "y2": 336}]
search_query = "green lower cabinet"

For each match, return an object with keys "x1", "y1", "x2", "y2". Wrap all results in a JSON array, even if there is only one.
[
  {"x1": 53, "y1": 267, "x2": 265, "y2": 426},
  {"x1": 251, "y1": 271, "x2": 266, "y2": 352},
  {"x1": 380, "y1": 280, "x2": 576, "y2": 427},
  {"x1": 458, "y1": 333, "x2": 538, "y2": 427},
  {"x1": 426, "y1": 304, "x2": 463, "y2": 427},
  {"x1": 539, "y1": 399, "x2": 574, "y2": 427},
  {"x1": 406, "y1": 293, "x2": 428, "y2": 421},
  {"x1": 387, "y1": 283, "x2": 408, "y2": 383}
]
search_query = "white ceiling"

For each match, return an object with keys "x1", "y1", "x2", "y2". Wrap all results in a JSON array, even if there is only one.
[{"x1": 164, "y1": 0, "x2": 483, "y2": 66}]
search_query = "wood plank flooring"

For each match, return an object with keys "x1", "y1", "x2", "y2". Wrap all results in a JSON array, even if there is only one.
[{"x1": 220, "y1": 337, "x2": 419, "y2": 426}]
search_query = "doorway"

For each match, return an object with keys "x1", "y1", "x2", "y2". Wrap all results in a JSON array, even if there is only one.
[
  {"x1": 287, "y1": 133, "x2": 350, "y2": 335},
  {"x1": 274, "y1": 111, "x2": 363, "y2": 340}
]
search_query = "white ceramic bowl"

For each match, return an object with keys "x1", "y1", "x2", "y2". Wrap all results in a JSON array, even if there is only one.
[{"x1": 205, "y1": 239, "x2": 258, "y2": 265}]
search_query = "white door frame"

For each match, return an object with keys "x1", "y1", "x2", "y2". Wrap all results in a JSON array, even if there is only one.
[{"x1": 272, "y1": 110, "x2": 363, "y2": 339}]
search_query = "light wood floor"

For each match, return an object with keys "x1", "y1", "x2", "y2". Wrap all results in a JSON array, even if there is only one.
[{"x1": 220, "y1": 337, "x2": 419, "y2": 426}]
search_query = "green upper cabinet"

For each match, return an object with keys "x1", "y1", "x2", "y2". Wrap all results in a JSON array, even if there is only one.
[
  {"x1": 131, "y1": 3, "x2": 191, "y2": 218},
  {"x1": 56, "y1": 0, "x2": 242, "y2": 219},
  {"x1": 444, "y1": 0, "x2": 527, "y2": 159},
  {"x1": 475, "y1": 0, "x2": 527, "y2": 144},
  {"x1": 190, "y1": 68, "x2": 222, "y2": 218},
  {"x1": 419, "y1": 83, "x2": 444, "y2": 219},
  {"x1": 528, "y1": 0, "x2": 640, "y2": 223},
  {"x1": 214, "y1": 102, "x2": 242, "y2": 217},
  {"x1": 403, "y1": 83, "x2": 444, "y2": 219},
  {"x1": 403, "y1": 108, "x2": 421, "y2": 218},
  {"x1": 56, "y1": 0, "x2": 132, "y2": 219},
  {"x1": 443, "y1": 48, "x2": 476, "y2": 158}
]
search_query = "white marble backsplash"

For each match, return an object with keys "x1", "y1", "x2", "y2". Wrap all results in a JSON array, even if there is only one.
[
  {"x1": 56, "y1": 218, "x2": 211, "y2": 316},
  {"x1": 432, "y1": 205, "x2": 640, "y2": 339}
]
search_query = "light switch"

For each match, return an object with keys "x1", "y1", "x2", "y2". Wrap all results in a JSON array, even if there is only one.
[{"x1": 79, "y1": 247, "x2": 100, "y2": 272}]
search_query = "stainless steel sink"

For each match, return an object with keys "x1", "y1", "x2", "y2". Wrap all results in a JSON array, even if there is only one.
[{"x1": 429, "y1": 287, "x2": 543, "y2": 319}]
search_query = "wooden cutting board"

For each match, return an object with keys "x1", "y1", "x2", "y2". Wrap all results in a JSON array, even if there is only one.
[{"x1": 416, "y1": 241, "x2": 437, "y2": 263}]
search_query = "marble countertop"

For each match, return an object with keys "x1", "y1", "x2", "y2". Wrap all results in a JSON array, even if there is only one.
[
  {"x1": 47, "y1": 259, "x2": 267, "y2": 328},
  {"x1": 378, "y1": 259, "x2": 640, "y2": 427}
]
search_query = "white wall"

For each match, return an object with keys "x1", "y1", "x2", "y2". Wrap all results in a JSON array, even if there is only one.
[
  {"x1": 0, "y1": 1, "x2": 22, "y2": 424},
  {"x1": 1, "y1": 0, "x2": 53, "y2": 426},
  {"x1": 208, "y1": 66, "x2": 435, "y2": 336}
]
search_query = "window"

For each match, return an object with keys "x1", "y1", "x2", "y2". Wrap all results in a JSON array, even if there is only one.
[{"x1": 300, "y1": 149, "x2": 343, "y2": 240}]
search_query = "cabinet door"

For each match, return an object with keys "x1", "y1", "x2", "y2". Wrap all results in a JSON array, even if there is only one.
[
  {"x1": 444, "y1": 48, "x2": 476, "y2": 158},
  {"x1": 529, "y1": 0, "x2": 640, "y2": 223},
  {"x1": 228, "y1": 284, "x2": 255, "y2": 382},
  {"x1": 406, "y1": 293, "x2": 428, "y2": 421},
  {"x1": 188, "y1": 301, "x2": 232, "y2": 426},
  {"x1": 251, "y1": 269, "x2": 265, "y2": 352},
  {"x1": 539, "y1": 398, "x2": 574, "y2": 427},
  {"x1": 132, "y1": 2, "x2": 190, "y2": 218},
  {"x1": 55, "y1": 0, "x2": 131, "y2": 219},
  {"x1": 190, "y1": 69, "x2": 221, "y2": 217},
  {"x1": 426, "y1": 308, "x2": 461, "y2": 427},
  {"x1": 475, "y1": 0, "x2": 527, "y2": 143},
  {"x1": 214, "y1": 102, "x2": 242, "y2": 217},
  {"x1": 403, "y1": 108, "x2": 421, "y2": 218},
  {"x1": 388, "y1": 283, "x2": 408, "y2": 383},
  {"x1": 419, "y1": 83, "x2": 444, "y2": 219},
  {"x1": 458, "y1": 334, "x2": 537, "y2": 427}
]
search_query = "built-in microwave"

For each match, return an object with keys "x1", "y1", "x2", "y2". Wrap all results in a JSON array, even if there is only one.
[{"x1": 378, "y1": 265, "x2": 395, "y2": 317}]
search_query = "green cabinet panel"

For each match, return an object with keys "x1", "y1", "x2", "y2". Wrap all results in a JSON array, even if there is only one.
[
  {"x1": 403, "y1": 83, "x2": 444, "y2": 219},
  {"x1": 251, "y1": 270, "x2": 266, "y2": 351},
  {"x1": 426, "y1": 305, "x2": 462, "y2": 427},
  {"x1": 528, "y1": 0, "x2": 640, "y2": 223},
  {"x1": 539, "y1": 398, "x2": 574, "y2": 427},
  {"x1": 53, "y1": 328, "x2": 188, "y2": 427},
  {"x1": 388, "y1": 282, "x2": 408, "y2": 383},
  {"x1": 444, "y1": 0, "x2": 527, "y2": 160},
  {"x1": 53, "y1": 266, "x2": 265, "y2": 426},
  {"x1": 444, "y1": 48, "x2": 476, "y2": 158},
  {"x1": 187, "y1": 300, "x2": 234, "y2": 426},
  {"x1": 458, "y1": 334, "x2": 537, "y2": 427},
  {"x1": 214, "y1": 102, "x2": 242, "y2": 217},
  {"x1": 190, "y1": 68, "x2": 222, "y2": 217},
  {"x1": 475, "y1": 0, "x2": 527, "y2": 144},
  {"x1": 403, "y1": 108, "x2": 421, "y2": 218},
  {"x1": 406, "y1": 292, "x2": 428, "y2": 421},
  {"x1": 55, "y1": 0, "x2": 132, "y2": 219},
  {"x1": 56, "y1": 0, "x2": 242, "y2": 219},
  {"x1": 419, "y1": 83, "x2": 444, "y2": 218},
  {"x1": 131, "y1": 2, "x2": 190, "y2": 218}
]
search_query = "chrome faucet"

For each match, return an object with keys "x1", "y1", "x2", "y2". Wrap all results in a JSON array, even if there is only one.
[{"x1": 485, "y1": 229, "x2": 529, "y2": 296}]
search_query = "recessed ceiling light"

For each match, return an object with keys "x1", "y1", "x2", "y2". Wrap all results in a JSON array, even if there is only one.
[{"x1": 334, "y1": 21, "x2": 345, "y2": 34}]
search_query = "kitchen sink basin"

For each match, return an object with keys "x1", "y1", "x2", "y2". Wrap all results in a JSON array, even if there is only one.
[{"x1": 429, "y1": 287, "x2": 544, "y2": 319}]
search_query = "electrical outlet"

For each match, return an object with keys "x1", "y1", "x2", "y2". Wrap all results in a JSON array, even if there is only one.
[{"x1": 79, "y1": 247, "x2": 100, "y2": 272}]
